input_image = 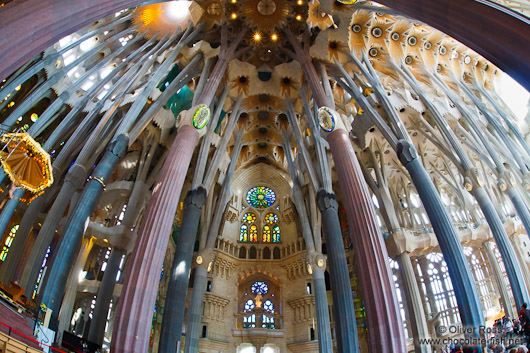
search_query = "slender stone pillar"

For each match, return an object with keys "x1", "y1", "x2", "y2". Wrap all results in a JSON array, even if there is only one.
[
  {"x1": 40, "y1": 134, "x2": 129, "y2": 330},
  {"x1": 21, "y1": 166, "x2": 85, "y2": 295},
  {"x1": 396, "y1": 140, "x2": 484, "y2": 336},
  {"x1": 13, "y1": 228, "x2": 38, "y2": 283},
  {"x1": 316, "y1": 190, "x2": 359, "y2": 353},
  {"x1": 473, "y1": 187, "x2": 529, "y2": 310},
  {"x1": 111, "y1": 125, "x2": 199, "y2": 353},
  {"x1": 505, "y1": 187, "x2": 530, "y2": 242},
  {"x1": 327, "y1": 129, "x2": 406, "y2": 353},
  {"x1": 510, "y1": 236, "x2": 530, "y2": 294},
  {"x1": 484, "y1": 241, "x2": 516, "y2": 318},
  {"x1": 0, "y1": 188, "x2": 25, "y2": 241},
  {"x1": 56, "y1": 237, "x2": 94, "y2": 342},
  {"x1": 88, "y1": 248, "x2": 125, "y2": 345},
  {"x1": 397, "y1": 252, "x2": 431, "y2": 353},
  {"x1": 312, "y1": 267, "x2": 333, "y2": 353},
  {"x1": 158, "y1": 187, "x2": 206, "y2": 353},
  {"x1": 184, "y1": 264, "x2": 208, "y2": 353},
  {"x1": 0, "y1": 189, "x2": 48, "y2": 285}
]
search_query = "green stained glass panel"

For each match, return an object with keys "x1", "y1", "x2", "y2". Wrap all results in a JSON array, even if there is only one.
[
  {"x1": 272, "y1": 225, "x2": 280, "y2": 242},
  {"x1": 240, "y1": 224, "x2": 248, "y2": 242},
  {"x1": 246, "y1": 186, "x2": 276, "y2": 208}
]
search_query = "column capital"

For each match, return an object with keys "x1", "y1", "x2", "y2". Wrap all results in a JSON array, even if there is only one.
[
  {"x1": 396, "y1": 139, "x2": 418, "y2": 165},
  {"x1": 177, "y1": 105, "x2": 211, "y2": 137},
  {"x1": 316, "y1": 189, "x2": 338, "y2": 212},
  {"x1": 184, "y1": 187, "x2": 207, "y2": 210}
]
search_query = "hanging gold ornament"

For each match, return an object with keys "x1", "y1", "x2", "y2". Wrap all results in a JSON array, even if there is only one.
[{"x1": 0, "y1": 133, "x2": 53, "y2": 193}]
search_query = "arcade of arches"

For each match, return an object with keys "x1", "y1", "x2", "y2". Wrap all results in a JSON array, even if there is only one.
[{"x1": 0, "y1": 0, "x2": 529, "y2": 353}]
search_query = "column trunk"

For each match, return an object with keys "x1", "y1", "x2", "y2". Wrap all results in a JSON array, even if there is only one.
[
  {"x1": 111, "y1": 125, "x2": 199, "y2": 353},
  {"x1": 328, "y1": 129, "x2": 407, "y2": 353}
]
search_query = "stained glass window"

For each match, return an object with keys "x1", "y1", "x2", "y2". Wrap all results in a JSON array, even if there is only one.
[
  {"x1": 244, "y1": 299, "x2": 255, "y2": 312},
  {"x1": 246, "y1": 186, "x2": 276, "y2": 208},
  {"x1": 243, "y1": 213, "x2": 256, "y2": 223},
  {"x1": 272, "y1": 226, "x2": 280, "y2": 243},
  {"x1": 251, "y1": 281, "x2": 268, "y2": 295},
  {"x1": 243, "y1": 314, "x2": 256, "y2": 328},
  {"x1": 262, "y1": 315, "x2": 274, "y2": 329},
  {"x1": 265, "y1": 213, "x2": 278, "y2": 224},
  {"x1": 263, "y1": 300, "x2": 274, "y2": 312},
  {"x1": 263, "y1": 225, "x2": 271, "y2": 242},
  {"x1": 240, "y1": 224, "x2": 248, "y2": 242},
  {"x1": 0, "y1": 225, "x2": 18, "y2": 261},
  {"x1": 250, "y1": 225, "x2": 258, "y2": 242}
]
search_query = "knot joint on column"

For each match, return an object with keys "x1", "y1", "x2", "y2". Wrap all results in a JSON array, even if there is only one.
[
  {"x1": 396, "y1": 139, "x2": 418, "y2": 166},
  {"x1": 184, "y1": 187, "x2": 207, "y2": 209},
  {"x1": 316, "y1": 189, "x2": 338, "y2": 212},
  {"x1": 109, "y1": 134, "x2": 130, "y2": 159}
]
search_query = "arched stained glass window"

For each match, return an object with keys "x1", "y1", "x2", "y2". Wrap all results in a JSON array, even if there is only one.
[
  {"x1": 263, "y1": 225, "x2": 271, "y2": 242},
  {"x1": 244, "y1": 299, "x2": 255, "y2": 312},
  {"x1": 246, "y1": 187, "x2": 276, "y2": 208},
  {"x1": 243, "y1": 213, "x2": 256, "y2": 223},
  {"x1": 0, "y1": 225, "x2": 19, "y2": 261},
  {"x1": 243, "y1": 314, "x2": 256, "y2": 328},
  {"x1": 240, "y1": 224, "x2": 248, "y2": 242},
  {"x1": 262, "y1": 314, "x2": 274, "y2": 329},
  {"x1": 265, "y1": 213, "x2": 278, "y2": 224},
  {"x1": 251, "y1": 281, "x2": 268, "y2": 295},
  {"x1": 250, "y1": 225, "x2": 258, "y2": 242},
  {"x1": 272, "y1": 226, "x2": 280, "y2": 243}
]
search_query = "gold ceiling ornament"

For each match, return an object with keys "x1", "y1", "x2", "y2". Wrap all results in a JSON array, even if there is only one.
[
  {"x1": 279, "y1": 76, "x2": 298, "y2": 97},
  {"x1": 133, "y1": 1, "x2": 203, "y2": 39},
  {"x1": 198, "y1": 0, "x2": 225, "y2": 29},
  {"x1": 231, "y1": 75, "x2": 251, "y2": 95},
  {"x1": 0, "y1": 133, "x2": 53, "y2": 193},
  {"x1": 307, "y1": 1, "x2": 333, "y2": 30},
  {"x1": 242, "y1": 0, "x2": 289, "y2": 32}
]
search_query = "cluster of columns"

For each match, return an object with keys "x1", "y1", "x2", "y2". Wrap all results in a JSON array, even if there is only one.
[{"x1": 0, "y1": 6, "x2": 529, "y2": 353}]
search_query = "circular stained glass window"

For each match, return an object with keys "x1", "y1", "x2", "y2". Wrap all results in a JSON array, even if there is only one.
[
  {"x1": 265, "y1": 213, "x2": 278, "y2": 224},
  {"x1": 243, "y1": 213, "x2": 256, "y2": 223},
  {"x1": 263, "y1": 299, "x2": 274, "y2": 312},
  {"x1": 246, "y1": 186, "x2": 276, "y2": 208},
  {"x1": 251, "y1": 281, "x2": 269, "y2": 295},
  {"x1": 244, "y1": 299, "x2": 255, "y2": 312}
]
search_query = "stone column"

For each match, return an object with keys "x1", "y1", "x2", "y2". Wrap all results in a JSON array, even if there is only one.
[
  {"x1": 396, "y1": 140, "x2": 485, "y2": 337},
  {"x1": 40, "y1": 134, "x2": 129, "y2": 330},
  {"x1": 311, "y1": 266, "x2": 333, "y2": 353},
  {"x1": 87, "y1": 248, "x2": 125, "y2": 345},
  {"x1": 13, "y1": 228, "x2": 38, "y2": 283},
  {"x1": 505, "y1": 187, "x2": 530, "y2": 242},
  {"x1": 111, "y1": 125, "x2": 199, "y2": 353},
  {"x1": 473, "y1": 187, "x2": 529, "y2": 310},
  {"x1": 158, "y1": 187, "x2": 206, "y2": 353},
  {"x1": 56, "y1": 237, "x2": 94, "y2": 342},
  {"x1": 510, "y1": 236, "x2": 530, "y2": 294},
  {"x1": 0, "y1": 187, "x2": 49, "y2": 285},
  {"x1": 327, "y1": 129, "x2": 406, "y2": 353},
  {"x1": 21, "y1": 165, "x2": 85, "y2": 295},
  {"x1": 0, "y1": 188, "x2": 24, "y2": 243},
  {"x1": 316, "y1": 190, "x2": 359, "y2": 353},
  {"x1": 484, "y1": 241, "x2": 516, "y2": 318},
  {"x1": 184, "y1": 263, "x2": 209, "y2": 353},
  {"x1": 397, "y1": 252, "x2": 431, "y2": 353}
]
